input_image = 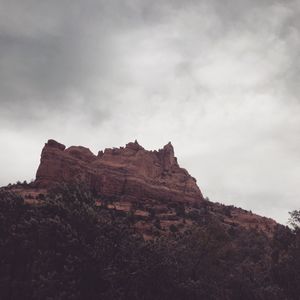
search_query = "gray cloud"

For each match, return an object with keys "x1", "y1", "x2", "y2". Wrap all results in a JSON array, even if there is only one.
[{"x1": 0, "y1": 0, "x2": 300, "y2": 224}]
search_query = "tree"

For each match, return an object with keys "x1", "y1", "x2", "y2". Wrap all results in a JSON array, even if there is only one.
[
  {"x1": 288, "y1": 210, "x2": 300, "y2": 231},
  {"x1": 271, "y1": 211, "x2": 300, "y2": 300}
]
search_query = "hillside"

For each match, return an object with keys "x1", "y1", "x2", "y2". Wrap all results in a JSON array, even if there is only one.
[
  {"x1": 0, "y1": 139, "x2": 299, "y2": 299},
  {"x1": 6, "y1": 139, "x2": 276, "y2": 238}
]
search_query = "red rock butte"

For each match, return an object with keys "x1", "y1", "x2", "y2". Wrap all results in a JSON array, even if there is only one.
[{"x1": 35, "y1": 139, "x2": 203, "y2": 204}]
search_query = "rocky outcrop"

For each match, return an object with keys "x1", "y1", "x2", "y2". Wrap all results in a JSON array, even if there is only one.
[{"x1": 35, "y1": 139, "x2": 203, "y2": 204}]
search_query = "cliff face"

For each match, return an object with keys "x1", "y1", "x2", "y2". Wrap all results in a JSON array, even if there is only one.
[
  {"x1": 35, "y1": 139, "x2": 203, "y2": 204},
  {"x1": 1, "y1": 139, "x2": 277, "y2": 239}
]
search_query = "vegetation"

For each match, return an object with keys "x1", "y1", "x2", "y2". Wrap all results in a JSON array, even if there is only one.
[{"x1": 0, "y1": 186, "x2": 299, "y2": 299}]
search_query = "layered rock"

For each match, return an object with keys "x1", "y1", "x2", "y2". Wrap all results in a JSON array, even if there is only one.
[{"x1": 35, "y1": 139, "x2": 203, "y2": 204}]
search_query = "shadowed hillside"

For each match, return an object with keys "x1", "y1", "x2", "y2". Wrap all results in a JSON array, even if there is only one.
[{"x1": 0, "y1": 140, "x2": 299, "y2": 299}]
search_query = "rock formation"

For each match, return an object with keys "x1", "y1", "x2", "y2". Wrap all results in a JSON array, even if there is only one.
[{"x1": 35, "y1": 139, "x2": 203, "y2": 204}]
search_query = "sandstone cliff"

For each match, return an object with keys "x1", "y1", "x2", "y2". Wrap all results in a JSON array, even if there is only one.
[
  {"x1": 1, "y1": 139, "x2": 278, "y2": 239},
  {"x1": 35, "y1": 139, "x2": 203, "y2": 204}
]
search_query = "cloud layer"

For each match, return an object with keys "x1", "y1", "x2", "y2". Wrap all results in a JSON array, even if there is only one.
[{"x1": 1, "y1": 0, "x2": 300, "y2": 224}]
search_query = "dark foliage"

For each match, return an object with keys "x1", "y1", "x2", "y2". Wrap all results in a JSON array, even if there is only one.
[
  {"x1": 271, "y1": 211, "x2": 300, "y2": 300},
  {"x1": 0, "y1": 186, "x2": 298, "y2": 300}
]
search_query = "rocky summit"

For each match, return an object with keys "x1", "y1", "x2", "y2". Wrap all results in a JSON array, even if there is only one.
[
  {"x1": 35, "y1": 139, "x2": 203, "y2": 204},
  {"x1": 0, "y1": 138, "x2": 278, "y2": 240}
]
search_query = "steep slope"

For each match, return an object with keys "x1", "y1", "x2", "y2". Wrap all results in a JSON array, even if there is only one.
[{"x1": 35, "y1": 139, "x2": 203, "y2": 204}]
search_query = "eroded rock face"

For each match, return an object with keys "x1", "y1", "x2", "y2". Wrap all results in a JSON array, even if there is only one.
[{"x1": 35, "y1": 139, "x2": 203, "y2": 204}]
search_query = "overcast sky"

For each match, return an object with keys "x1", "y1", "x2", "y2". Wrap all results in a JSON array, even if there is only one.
[{"x1": 1, "y1": 0, "x2": 299, "y2": 224}]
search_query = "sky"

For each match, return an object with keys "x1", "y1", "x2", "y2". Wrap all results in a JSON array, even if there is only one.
[{"x1": 0, "y1": 0, "x2": 299, "y2": 224}]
